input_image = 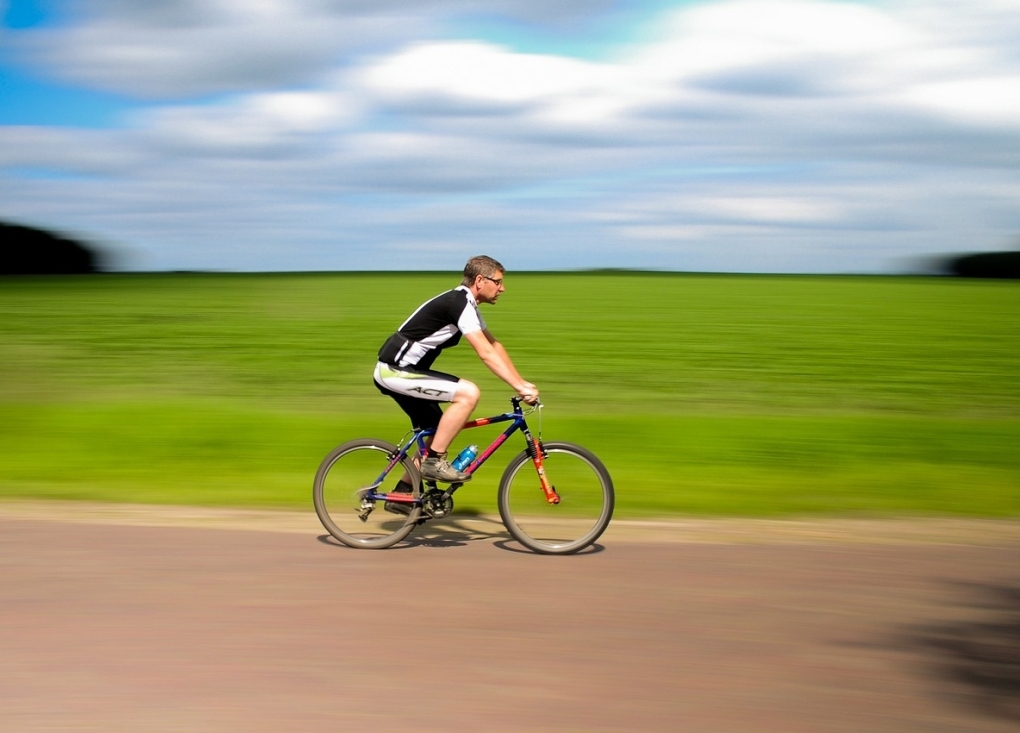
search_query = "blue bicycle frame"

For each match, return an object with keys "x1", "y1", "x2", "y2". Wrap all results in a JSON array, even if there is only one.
[{"x1": 366, "y1": 397, "x2": 559, "y2": 508}]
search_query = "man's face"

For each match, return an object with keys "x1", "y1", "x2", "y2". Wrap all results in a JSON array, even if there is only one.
[{"x1": 476, "y1": 270, "x2": 505, "y2": 304}]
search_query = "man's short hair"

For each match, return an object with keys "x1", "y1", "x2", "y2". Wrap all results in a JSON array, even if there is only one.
[{"x1": 462, "y1": 255, "x2": 505, "y2": 286}]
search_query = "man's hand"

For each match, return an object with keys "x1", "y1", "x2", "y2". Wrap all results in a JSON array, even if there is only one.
[{"x1": 518, "y1": 382, "x2": 540, "y2": 405}]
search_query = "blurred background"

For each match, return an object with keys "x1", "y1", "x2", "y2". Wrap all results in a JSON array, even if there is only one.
[{"x1": 1, "y1": 0, "x2": 1018, "y2": 517}]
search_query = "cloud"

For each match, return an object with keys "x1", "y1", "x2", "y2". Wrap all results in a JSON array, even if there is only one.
[
  {"x1": 904, "y1": 76, "x2": 1020, "y2": 127},
  {"x1": 362, "y1": 41, "x2": 614, "y2": 106},
  {"x1": 7, "y1": 0, "x2": 620, "y2": 97},
  {"x1": 9, "y1": 1, "x2": 407, "y2": 97},
  {"x1": 135, "y1": 87, "x2": 364, "y2": 156},
  {"x1": 348, "y1": 1, "x2": 1020, "y2": 166}
]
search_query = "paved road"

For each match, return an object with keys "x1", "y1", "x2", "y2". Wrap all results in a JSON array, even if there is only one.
[{"x1": 2, "y1": 510, "x2": 1019, "y2": 732}]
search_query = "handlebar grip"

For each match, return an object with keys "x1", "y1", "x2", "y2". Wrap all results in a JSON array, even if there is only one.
[{"x1": 511, "y1": 395, "x2": 541, "y2": 408}]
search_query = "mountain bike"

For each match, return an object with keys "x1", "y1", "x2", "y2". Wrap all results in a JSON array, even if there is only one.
[{"x1": 313, "y1": 397, "x2": 614, "y2": 554}]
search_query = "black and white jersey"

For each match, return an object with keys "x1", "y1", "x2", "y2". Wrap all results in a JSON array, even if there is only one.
[{"x1": 378, "y1": 286, "x2": 485, "y2": 370}]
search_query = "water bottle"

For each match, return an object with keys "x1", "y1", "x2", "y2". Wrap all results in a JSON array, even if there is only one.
[{"x1": 451, "y1": 444, "x2": 478, "y2": 471}]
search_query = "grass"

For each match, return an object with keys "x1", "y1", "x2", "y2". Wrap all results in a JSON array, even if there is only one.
[{"x1": 0, "y1": 271, "x2": 1017, "y2": 517}]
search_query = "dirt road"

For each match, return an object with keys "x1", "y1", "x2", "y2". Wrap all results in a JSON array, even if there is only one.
[{"x1": 2, "y1": 505, "x2": 1018, "y2": 732}]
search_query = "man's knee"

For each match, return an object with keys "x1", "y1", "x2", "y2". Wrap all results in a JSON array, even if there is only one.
[{"x1": 455, "y1": 380, "x2": 480, "y2": 405}]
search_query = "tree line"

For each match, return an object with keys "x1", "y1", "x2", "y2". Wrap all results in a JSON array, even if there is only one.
[
  {"x1": 1, "y1": 221, "x2": 99, "y2": 275},
  {"x1": 1, "y1": 219, "x2": 1017, "y2": 277}
]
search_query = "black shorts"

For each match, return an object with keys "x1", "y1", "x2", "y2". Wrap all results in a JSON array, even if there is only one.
[{"x1": 373, "y1": 362, "x2": 461, "y2": 431}]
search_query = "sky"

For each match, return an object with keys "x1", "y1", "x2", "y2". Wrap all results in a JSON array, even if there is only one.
[{"x1": 1, "y1": 0, "x2": 1019, "y2": 273}]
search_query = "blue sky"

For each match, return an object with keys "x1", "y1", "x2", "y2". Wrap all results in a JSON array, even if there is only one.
[{"x1": 2, "y1": 0, "x2": 1019, "y2": 272}]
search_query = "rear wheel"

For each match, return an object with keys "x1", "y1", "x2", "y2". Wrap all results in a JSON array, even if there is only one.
[
  {"x1": 313, "y1": 439, "x2": 421, "y2": 549},
  {"x1": 497, "y1": 442, "x2": 614, "y2": 555}
]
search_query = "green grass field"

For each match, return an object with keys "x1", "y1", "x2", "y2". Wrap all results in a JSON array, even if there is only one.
[{"x1": 1, "y1": 271, "x2": 1017, "y2": 517}]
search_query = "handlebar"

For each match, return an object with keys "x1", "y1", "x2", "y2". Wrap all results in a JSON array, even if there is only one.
[{"x1": 511, "y1": 395, "x2": 542, "y2": 411}]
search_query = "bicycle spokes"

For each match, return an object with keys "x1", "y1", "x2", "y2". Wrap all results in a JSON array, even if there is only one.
[
  {"x1": 498, "y1": 442, "x2": 614, "y2": 554},
  {"x1": 313, "y1": 440, "x2": 422, "y2": 548}
]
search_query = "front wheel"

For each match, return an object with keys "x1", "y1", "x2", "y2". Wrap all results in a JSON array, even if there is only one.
[
  {"x1": 313, "y1": 438, "x2": 422, "y2": 549},
  {"x1": 497, "y1": 442, "x2": 614, "y2": 555}
]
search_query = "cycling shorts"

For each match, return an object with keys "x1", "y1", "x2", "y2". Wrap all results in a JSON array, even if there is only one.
[{"x1": 373, "y1": 362, "x2": 462, "y2": 430}]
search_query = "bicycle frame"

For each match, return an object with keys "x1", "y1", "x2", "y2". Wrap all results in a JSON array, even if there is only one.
[{"x1": 368, "y1": 397, "x2": 560, "y2": 509}]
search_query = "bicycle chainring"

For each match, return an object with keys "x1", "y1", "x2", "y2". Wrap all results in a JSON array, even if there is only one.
[{"x1": 421, "y1": 488, "x2": 454, "y2": 519}]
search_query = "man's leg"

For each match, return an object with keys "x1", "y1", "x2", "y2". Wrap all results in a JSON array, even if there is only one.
[
  {"x1": 428, "y1": 380, "x2": 479, "y2": 454},
  {"x1": 379, "y1": 391, "x2": 442, "y2": 514},
  {"x1": 418, "y1": 380, "x2": 479, "y2": 483}
]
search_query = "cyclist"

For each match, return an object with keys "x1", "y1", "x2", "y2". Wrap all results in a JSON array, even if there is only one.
[{"x1": 374, "y1": 255, "x2": 540, "y2": 485}]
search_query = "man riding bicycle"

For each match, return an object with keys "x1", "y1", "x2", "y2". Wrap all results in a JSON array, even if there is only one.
[{"x1": 374, "y1": 255, "x2": 540, "y2": 484}]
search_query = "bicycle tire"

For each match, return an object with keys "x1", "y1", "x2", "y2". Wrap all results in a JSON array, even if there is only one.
[
  {"x1": 497, "y1": 441, "x2": 614, "y2": 555},
  {"x1": 313, "y1": 438, "x2": 422, "y2": 549}
]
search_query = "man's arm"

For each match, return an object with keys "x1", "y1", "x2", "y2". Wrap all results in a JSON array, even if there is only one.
[{"x1": 464, "y1": 329, "x2": 539, "y2": 403}]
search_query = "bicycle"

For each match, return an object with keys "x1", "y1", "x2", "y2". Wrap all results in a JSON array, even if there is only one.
[{"x1": 313, "y1": 397, "x2": 614, "y2": 554}]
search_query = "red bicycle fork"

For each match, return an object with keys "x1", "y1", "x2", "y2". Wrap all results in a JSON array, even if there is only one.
[{"x1": 529, "y1": 446, "x2": 560, "y2": 504}]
